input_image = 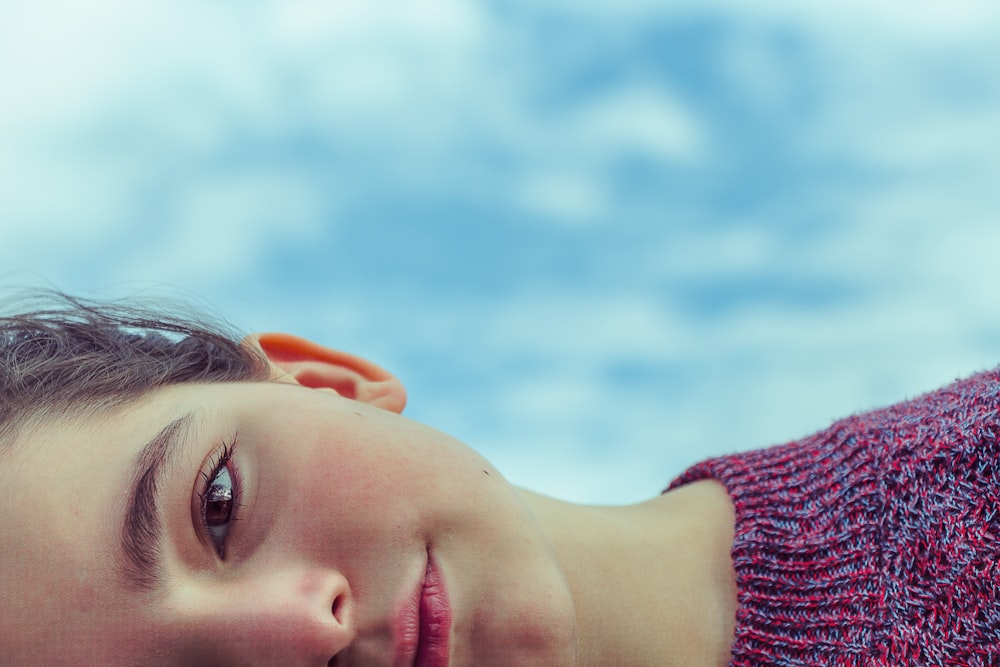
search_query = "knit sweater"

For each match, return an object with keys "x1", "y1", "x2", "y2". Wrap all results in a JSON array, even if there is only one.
[{"x1": 668, "y1": 367, "x2": 1000, "y2": 666}]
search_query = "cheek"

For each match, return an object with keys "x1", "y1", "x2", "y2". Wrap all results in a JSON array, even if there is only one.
[
  {"x1": 274, "y1": 421, "x2": 431, "y2": 554},
  {"x1": 312, "y1": 413, "x2": 483, "y2": 504},
  {"x1": 266, "y1": 406, "x2": 505, "y2": 563}
]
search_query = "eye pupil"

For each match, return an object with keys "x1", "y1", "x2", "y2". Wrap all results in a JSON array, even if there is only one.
[
  {"x1": 205, "y1": 496, "x2": 233, "y2": 526},
  {"x1": 203, "y1": 467, "x2": 234, "y2": 527}
]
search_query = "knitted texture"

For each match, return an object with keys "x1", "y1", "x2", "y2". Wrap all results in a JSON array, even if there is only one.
[{"x1": 669, "y1": 367, "x2": 1000, "y2": 666}]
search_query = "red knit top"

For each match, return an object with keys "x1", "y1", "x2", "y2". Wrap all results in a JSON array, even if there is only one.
[{"x1": 669, "y1": 367, "x2": 1000, "y2": 666}]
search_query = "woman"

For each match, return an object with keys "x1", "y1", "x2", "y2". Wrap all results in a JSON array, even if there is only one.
[{"x1": 0, "y1": 293, "x2": 996, "y2": 666}]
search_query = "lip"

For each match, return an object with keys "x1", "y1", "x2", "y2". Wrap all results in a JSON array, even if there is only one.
[
  {"x1": 416, "y1": 551, "x2": 452, "y2": 667},
  {"x1": 395, "y1": 549, "x2": 452, "y2": 667}
]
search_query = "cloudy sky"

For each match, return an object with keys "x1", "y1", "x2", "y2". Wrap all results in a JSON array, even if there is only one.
[{"x1": 3, "y1": 0, "x2": 1000, "y2": 503}]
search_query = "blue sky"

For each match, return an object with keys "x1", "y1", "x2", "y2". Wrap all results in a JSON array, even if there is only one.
[{"x1": 3, "y1": 1, "x2": 1000, "y2": 503}]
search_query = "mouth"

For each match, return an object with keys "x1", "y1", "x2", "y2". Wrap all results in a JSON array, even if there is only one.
[
  {"x1": 396, "y1": 549, "x2": 452, "y2": 667},
  {"x1": 416, "y1": 551, "x2": 451, "y2": 667}
]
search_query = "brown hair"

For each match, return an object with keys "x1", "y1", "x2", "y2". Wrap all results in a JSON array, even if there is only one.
[{"x1": 0, "y1": 291, "x2": 268, "y2": 443}]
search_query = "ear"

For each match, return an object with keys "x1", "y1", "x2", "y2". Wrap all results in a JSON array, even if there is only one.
[{"x1": 244, "y1": 332, "x2": 407, "y2": 414}]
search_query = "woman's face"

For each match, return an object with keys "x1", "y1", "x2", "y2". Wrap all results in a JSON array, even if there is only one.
[{"x1": 0, "y1": 379, "x2": 577, "y2": 666}]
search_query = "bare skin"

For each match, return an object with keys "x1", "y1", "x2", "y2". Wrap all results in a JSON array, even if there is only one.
[
  {"x1": 519, "y1": 481, "x2": 737, "y2": 666},
  {"x1": 0, "y1": 333, "x2": 736, "y2": 666}
]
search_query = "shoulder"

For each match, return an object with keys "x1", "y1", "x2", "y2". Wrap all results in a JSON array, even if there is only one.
[
  {"x1": 871, "y1": 367, "x2": 1000, "y2": 662},
  {"x1": 668, "y1": 365, "x2": 1000, "y2": 665}
]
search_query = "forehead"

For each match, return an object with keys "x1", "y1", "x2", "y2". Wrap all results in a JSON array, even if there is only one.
[
  {"x1": 1, "y1": 409, "x2": 130, "y2": 554},
  {"x1": 0, "y1": 400, "x2": 172, "y2": 664}
]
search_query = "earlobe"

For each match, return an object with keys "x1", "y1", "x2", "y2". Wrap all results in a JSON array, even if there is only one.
[{"x1": 244, "y1": 333, "x2": 407, "y2": 414}]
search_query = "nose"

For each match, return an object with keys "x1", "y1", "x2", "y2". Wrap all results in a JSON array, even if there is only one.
[{"x1": 191, "y1": 566, "x2": 355, "y2": 666}]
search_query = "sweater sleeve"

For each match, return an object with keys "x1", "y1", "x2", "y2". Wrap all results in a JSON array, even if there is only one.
[{"x1": 669, "y1": 368, "x2": 1000, "y2": 667}]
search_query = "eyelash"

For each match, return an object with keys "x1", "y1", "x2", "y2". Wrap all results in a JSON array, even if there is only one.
[{"x1": 197, "y1": 435, "x2": 243, "y2": 560}]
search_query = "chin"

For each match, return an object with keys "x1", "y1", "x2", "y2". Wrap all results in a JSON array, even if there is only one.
[{"x1": 465, "y1": 590, "x2": 579, "y2": 667}]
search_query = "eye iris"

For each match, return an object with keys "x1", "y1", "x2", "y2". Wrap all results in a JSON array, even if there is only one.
[{"x1": 204, "y1": 468, "x2": 233, "y2": 527}]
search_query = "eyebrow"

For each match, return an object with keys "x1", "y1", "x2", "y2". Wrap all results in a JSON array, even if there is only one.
[{"x1": 118, "y1": 412, "x2": 196, "y2": 591}]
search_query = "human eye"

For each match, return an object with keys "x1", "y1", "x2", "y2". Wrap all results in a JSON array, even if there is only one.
[{"x1": 197, "y1": 436, "x2": 243, "y2": 560}]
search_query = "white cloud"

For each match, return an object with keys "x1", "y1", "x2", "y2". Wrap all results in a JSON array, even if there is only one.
[
  {"x1": 107, "y1": 169, "x2": 327, "y2": 287},
  {"x1": 570, "y1": 85, "x2": 707, "y2": 163},
  {"x1": 508, "y1": 81, "x2": 709, "y2": 222},
  {"x1": 514, "y1": 169, "x2": 609, "y2": 223}
]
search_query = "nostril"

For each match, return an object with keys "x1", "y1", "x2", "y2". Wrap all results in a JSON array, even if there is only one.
[
  {"x1": 331, "y1": 591, "x2": 347, "y2": 624},
  {"x1": 324, "y1": 576, "x2": 353, "y2": 663}
]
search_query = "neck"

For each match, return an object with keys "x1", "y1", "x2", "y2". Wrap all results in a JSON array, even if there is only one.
[{"x1": 516, "y1": 481, "x2": 737, "y2": 667}]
